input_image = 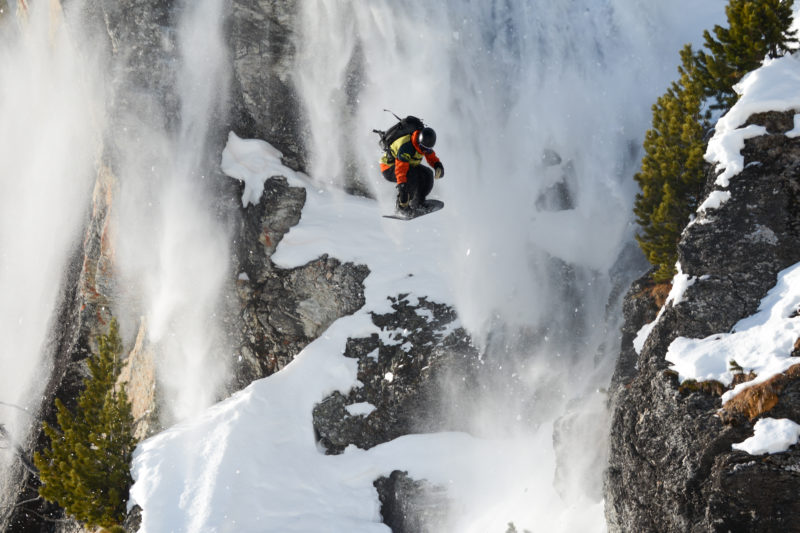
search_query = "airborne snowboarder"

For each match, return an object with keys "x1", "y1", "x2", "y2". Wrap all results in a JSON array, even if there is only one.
[{"x1": 374, "y1": 113, "x2": 445, "y2": 218}]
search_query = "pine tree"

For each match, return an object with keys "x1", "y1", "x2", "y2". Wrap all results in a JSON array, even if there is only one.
[
  {"x1": 634, "y1": 0, "x2": 797, "y2": 281},
  {"x1": 697, "y1": 0, "x2": 797, "y2": 109},
  {"x1": 34, "y1": 319, "x2": 135, "y2": 529},
  {"x1": 634, "y1": 45, "x2": 708, "y2": 282}
]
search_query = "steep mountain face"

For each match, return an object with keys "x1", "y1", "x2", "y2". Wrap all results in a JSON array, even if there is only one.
[
  {"x1": 2, "y1": 165, "x2": 119, "y2": 533},
  {"x1": 0, "y1": 2, "x2": 343, "y2": 530},
  {"x1": 230, "y1": 0, "x2": 306, "y2": 170},
  {"x1": 3, "y1": 1, "x2": 464, "y2": 530},
  {"x1": 227, "y1": 176, "x2": 370, "y2": 385},
  {"x1": 4, "y1": 0, "x2": 743, "y2": 531},
  {"x1": 606, "y1": 110, "x2": 800, "y2": 532}
]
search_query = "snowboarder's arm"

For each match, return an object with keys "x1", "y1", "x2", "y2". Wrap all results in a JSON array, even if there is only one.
[{"x1": 424, "y1": 151, "x2": 440, "y2": 167}]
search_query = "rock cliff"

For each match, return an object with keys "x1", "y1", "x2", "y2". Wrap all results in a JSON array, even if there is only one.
[
  {"x1": 606, "y1": 110, "x2": 800, "y2": 532},
  {"x1": 230, "y1": 0, "x2": 306, "y2": 171}
]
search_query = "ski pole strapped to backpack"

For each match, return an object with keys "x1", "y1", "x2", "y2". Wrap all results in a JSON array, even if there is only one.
[{"x1": 373, "y1": 113, "x2": 426, "y2": 163}]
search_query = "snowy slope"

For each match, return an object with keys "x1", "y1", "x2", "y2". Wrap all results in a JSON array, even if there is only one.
[{"x1": 129, "y1": 134, "x2": 603, "y2": 532}]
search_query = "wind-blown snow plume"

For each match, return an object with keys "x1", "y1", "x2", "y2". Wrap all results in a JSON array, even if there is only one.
[
  {"x1": 294, "y1": 0, "x2": 727, "y2": 529},
  {"x1": 0, "y1": 0, "x2": 106, "y2": 513},
  {"x1": 114, "y1": 0, "x2": 231, "y2": 424},
  {"x1": 0, "y1": 0, "x2": 232, "y2": 513}
]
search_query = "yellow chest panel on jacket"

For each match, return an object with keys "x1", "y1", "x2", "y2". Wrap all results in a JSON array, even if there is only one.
[{"x1": 380, "y1": 134, "x2": 423, "y2": 166}]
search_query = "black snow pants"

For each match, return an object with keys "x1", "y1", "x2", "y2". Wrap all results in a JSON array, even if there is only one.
[{"x1": 383, "y1": 165, "x2": 434, "y2": 204}]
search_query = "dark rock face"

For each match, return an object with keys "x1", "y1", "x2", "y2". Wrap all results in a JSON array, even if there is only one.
[
  {"x1": 312, "y1": 295, "x2": 481, "y2": 454},
  {"x1": 607, "y1": 272, "x2": 661, "y2": 393},
  {"x1": 606, "y1": 110, "x2": 800, "y2": 532},
  {"x1": 230, "y1": 0, "x2": 306, "y2": 171},
  {"x1": 374, "y1": 470, "x2": 449, "y2": 533},
  {"x1": 94, "y1": 0, "x2": 180, "y2": 131}
]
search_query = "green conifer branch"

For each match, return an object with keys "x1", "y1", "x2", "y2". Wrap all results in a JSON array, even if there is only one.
[
  {"x1": 634, "y1": 0, "x2": 796, "y2": 281},
  {"x1": 33, "y1": 318, "x2": 135, "y2": 529}
]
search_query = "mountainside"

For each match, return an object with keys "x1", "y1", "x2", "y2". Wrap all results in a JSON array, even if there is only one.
[
  {"x1": 0, "y1": 1, "x2": 742, "y2": 532},
  {"x1": 3, "y1": 3, "x2": 492, "y2": 530},
  {"x1": 0, "y1": 1, "x2": 319, "y2": 529},
  {"x1": 607, "y1": 55, "x2": 800, "y2": 532}
]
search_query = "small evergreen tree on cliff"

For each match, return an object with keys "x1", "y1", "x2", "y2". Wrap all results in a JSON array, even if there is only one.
[
  {"x1": 634, "y1": 45, "x2": 708, "y2": 282},
  {"x1": 34, "y1": 319, "x2": 135, "y2": 529},
  {"x1": 697, "y1": 0, "x2": 797, "y2": 110},
  {"x1": 635, "y1": 0, "x2": 797, "y2": 281}
]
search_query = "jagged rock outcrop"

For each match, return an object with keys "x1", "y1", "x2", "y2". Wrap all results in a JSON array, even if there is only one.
[
  {"x1": 311, "y1": 293, "x2": 481, "y2": 531},
  {"x1": 312, "y1": 295, "x2": 481, "y2": 454},
  {"x1": 227, "y1": 176, "x2": 370, "y2": 385},
  {"x1": 606, "y1": 110, "x2": 800, "y2": 532},
  {"x1": 374, "y1": 470, "x2": 449, "y2": 533}
]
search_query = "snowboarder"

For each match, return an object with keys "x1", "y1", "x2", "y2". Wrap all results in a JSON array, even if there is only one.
[{"x1": 378, "y1": 121, "x2": 445, "y2": 213}]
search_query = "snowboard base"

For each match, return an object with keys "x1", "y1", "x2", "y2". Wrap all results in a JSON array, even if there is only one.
[{"x1": 383, "y1": 199, "x2": 444, "y2": 220}]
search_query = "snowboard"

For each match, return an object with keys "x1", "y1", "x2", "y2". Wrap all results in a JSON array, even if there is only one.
[{"x1": 383, "y1": 199, "x2": 444, "y2": 221}]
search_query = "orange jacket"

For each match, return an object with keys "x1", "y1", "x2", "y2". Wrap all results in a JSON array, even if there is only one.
[{"x1": 379, "y1": 130, "x2": 441, "y2": 184}]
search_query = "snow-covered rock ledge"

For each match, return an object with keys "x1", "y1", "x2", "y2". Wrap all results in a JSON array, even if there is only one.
[{"x1": 607, "y1": 54, "x2": 800, "y2": 533}]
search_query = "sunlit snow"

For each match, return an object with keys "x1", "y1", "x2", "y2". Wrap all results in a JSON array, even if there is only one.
[
  {"x1": 732, "y1": 418, "x2": 800, "y2": 455},
  {"x1": 706, "y1": 54, "x2": 800, "y2": 193},
  {"x1": 664, "y1": 262, "x2": 800, "y2": 396}
]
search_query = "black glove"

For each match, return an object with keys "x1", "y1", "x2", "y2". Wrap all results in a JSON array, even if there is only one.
[
  {"x1": 396, "y1": 182, "x2": 409, "y2": 207},
  {"x1": 433, "y1": 161, "x2": 444, "y2": 179}
]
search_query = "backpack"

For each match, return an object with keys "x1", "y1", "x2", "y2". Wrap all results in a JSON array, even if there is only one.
[{"x1": 373, "y1": 114, "x2": 425, "y2": 160}]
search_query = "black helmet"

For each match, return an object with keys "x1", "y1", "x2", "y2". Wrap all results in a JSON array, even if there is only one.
[{"x1": 418, "y1": 127, "x2": 436, "y2": 152}]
